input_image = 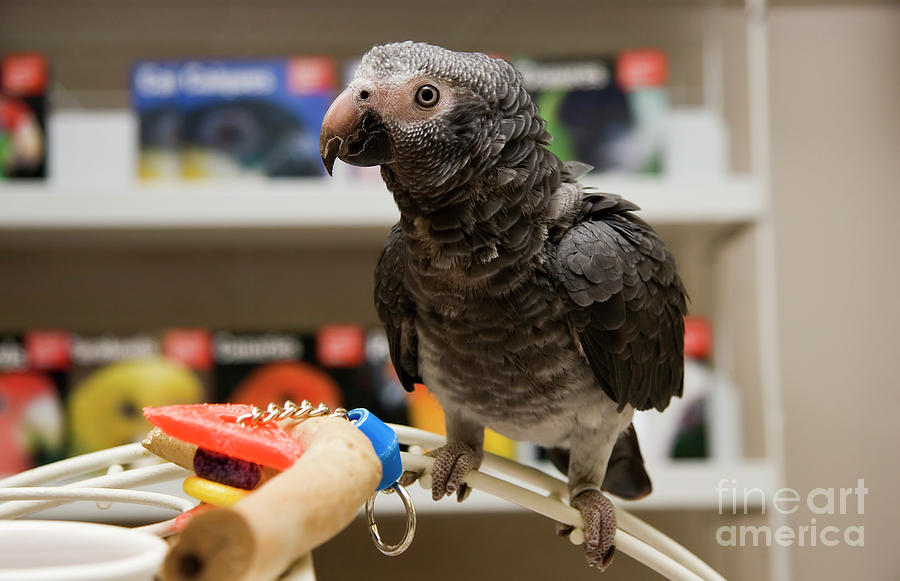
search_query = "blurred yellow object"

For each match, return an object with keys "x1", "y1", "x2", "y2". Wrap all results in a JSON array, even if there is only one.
[
  {"x1": 68, "y1": 358, "x2": 204, "y2": 454},
  {"x1": 182, "y1": 475, "x2": 249, "y2": 507},
  {"x1": 407, "y1": 384, "x2": 517, "y2": 459},
  {"x1": 138, "y1": 150, "x2": 179, "y2": 180},
  {"x1": 180, "y1": 147, "x2": 243, "y2": 179}
]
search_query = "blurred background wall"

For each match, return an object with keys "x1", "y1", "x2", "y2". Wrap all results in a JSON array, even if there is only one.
[
  {"x1": 0, "y1": 2, "x2": 897, "y2": 580},
  {"x1": 768, "y1": 6, "x2": 899, "y2": 579}
]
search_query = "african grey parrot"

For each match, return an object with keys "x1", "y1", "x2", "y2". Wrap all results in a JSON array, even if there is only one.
[{"x1": 320, "y1": 42, "x2": 687, "y2": 568}]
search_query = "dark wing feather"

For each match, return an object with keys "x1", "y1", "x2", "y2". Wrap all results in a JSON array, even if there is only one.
[
  {"x1": 374, "y1": 224, "x2": 421, "y2": 392},
  {"x1": 554, "y1": 193, "x2": 687, "y2": 412}
]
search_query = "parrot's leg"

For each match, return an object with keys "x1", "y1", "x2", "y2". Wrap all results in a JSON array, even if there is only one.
[
  {"x1": 560, "y1": 410, "x2": 633, "y2": 569},
  {"x1": 428, "y1": 408, "x2": 484, "y2": 502}
]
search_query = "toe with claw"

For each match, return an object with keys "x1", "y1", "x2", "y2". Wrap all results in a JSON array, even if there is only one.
[
  {"x1": 564, "y1": 489, "x2": 617, "y2": 569},
  {"x1": 427, "y1": 441, "x2": 480, "y2": 502}
]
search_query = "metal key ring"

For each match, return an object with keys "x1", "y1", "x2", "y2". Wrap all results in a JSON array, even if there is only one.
[{"x1": 365, "y1": 482, "x2": 416, "y2": 556}]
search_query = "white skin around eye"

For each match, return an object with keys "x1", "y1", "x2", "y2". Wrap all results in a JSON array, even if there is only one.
[{"x1": 350, "y1": 74, "x2": 457, "y2": 126}]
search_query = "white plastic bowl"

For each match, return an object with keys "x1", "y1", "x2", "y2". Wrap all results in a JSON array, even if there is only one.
[{"x1": 0, "y1": 520, "x2": 167, "y2": 581}]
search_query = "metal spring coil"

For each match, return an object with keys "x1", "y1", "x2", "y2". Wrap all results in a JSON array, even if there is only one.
[{"x1": 236, "y1": 399, "x2": 348, "y2": 427}]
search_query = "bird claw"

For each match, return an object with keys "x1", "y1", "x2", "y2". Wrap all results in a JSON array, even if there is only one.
[
  {"x1": 563, "y1": 489, "x2": 616, "y2": 570},
  {"x1": 398, "y1": 469, "x2": 424, "y2": 488},
  {"x1": 426, "y1": 441, "x2": 479, "y2": 502}
]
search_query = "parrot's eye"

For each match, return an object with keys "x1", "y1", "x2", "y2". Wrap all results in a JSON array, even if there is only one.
[{"x1": 415, "y1": 84, "x2": 440, "y2": 108}]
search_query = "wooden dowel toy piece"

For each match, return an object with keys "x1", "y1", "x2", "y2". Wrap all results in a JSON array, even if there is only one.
[
  {"x1": 163, "y1": 416, "x2": 381, "y2": 581},
  {"x1": 142, "y1": 427, "x2": 197, "y2": 472}
]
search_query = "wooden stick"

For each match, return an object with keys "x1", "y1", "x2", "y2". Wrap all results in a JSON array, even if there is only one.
[
  {"x1": 163, "y1": 416, "x2": 381, "y2": 581},
  {"x1": 142, "y1": 427, "x2": 197, "y2": 472}
]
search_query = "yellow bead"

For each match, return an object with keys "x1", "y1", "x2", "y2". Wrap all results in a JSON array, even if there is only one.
[{"x1": 182, "y1": 475, "x2": 250, "y2": 507}]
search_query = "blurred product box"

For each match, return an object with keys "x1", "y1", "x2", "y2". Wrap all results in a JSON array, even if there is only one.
[
  {"x1": 213, "y1": 327, "x2": 409, "y2": 428},
  {"x1": 0, "y1": 54, "x2": 48, "y2": 180},
  {"x1": 1, "y1": 324, "x2": 533, "y2": 477},
  {"x1": 132, "y1": 61, "x2": 181, "y2": 179},
  {"x1": 0, "y1": 333, "x2": 66, "y2": 475},
  {"x1": 516, "y1": 50, "x2": 668, "y2": 175},
  {"x1": 132, "y1": 58, "x2": 335, "y2": 180},
  {"x1": 66, "y1": 331, "x2": 211, "y2": 455}
]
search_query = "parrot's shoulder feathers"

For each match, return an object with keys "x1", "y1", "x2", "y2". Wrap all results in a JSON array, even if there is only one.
[{"x1": 552, "y1": 193, "x2": 688, "y2": 412}]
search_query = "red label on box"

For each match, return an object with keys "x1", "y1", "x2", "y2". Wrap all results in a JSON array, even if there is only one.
[
  {"x1": 316, "y1": 325, "x2": 365, "y2": 368},
  {"x1": 616, "y1": 50, "x2": 667, "y2": 90},
  {"x1": 163, "y1": 329, "x2": 212, "y2": 370},
  {"x1": 683, "y1": 316, "x2": 712, "y2": 360},
  {"x1": 25, "y1": 330, "x2": 71, "y2": 370},
  {"x1": 0, "y1": 99, "x2": 31, "y2": 127},
  {"x1": 287, "y1": 57, "x2": 336, "y2": 94},
  {"x1": 2, "y1": 54, "x2": 48, "y2": 96}
]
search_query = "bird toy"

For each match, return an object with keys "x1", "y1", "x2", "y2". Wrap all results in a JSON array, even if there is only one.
[{"x1": 0, "y1": 400, "x2": 725, "y2": 581}]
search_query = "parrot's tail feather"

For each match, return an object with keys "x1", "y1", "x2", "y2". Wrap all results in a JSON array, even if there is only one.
[
  {"x1": 604, "y1": 424, "x2": 653, "y2": 500},
  {"x1": 545, "y1": 424, "x2": 653, "y2": 501}
]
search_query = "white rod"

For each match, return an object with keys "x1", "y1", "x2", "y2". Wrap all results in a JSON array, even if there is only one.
[
  {"x1": 0, "y1": 443, "x2": 153, "y2": 488},
  {"x1": 402, "y1": 454, "x2": 705, "y2": 581},
  {"x1": 702, "y1": 5, "x2": 725, "y2": 116},
  {"x1": 391, "y1": 424, "x2": 568, "y2": 497},
  {"x1": 0, "y1": 462, "x2": 189, "y2": 519},
  {"x1": 134, "y1": 516, "x2": 180, "y2": 537},
  {"x1": 0, "y1": 487, "x2": 194, "y2": 513},
  {"x1": 746, "y1": 0, "x2": 790, "y2": 579},
  {"x1": 395, "y1": 425, "x2": 725, "y2": 580},
  {"x1": 401, "y1": 452, "x2": 723, "y2": 581},
  {"x1": 616, "y1": 511, "x2": 726, "y2": 581}
]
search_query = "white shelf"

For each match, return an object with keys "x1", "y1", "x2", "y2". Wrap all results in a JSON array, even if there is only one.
[
  {"x1": 0, "y1": 175, "x2": 761, "y2": 231},
  {"x1": 25, "y1": 459, "x2": 775, "y2": 525}
]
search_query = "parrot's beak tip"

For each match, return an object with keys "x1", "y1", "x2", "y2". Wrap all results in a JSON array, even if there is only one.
[{"x1": 320, "y1": 135, "x2": 343, "y2": 177}]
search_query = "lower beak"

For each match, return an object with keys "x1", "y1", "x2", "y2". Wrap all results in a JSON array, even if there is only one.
[{"x1": 319, "y1": 88, "x2": 394, "y2": 176}]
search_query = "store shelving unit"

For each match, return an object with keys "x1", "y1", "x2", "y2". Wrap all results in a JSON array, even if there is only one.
[{"x1": 0, "y1": 176, "x2": 762, "y2": 229}]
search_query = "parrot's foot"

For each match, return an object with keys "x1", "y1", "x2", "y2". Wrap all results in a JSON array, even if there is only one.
[
  {"x1": 427, "y1": 441, "x2": 480, "y2": 502},
  {"x1": 558, "y1": 490, "x2": 617, "y2": 569}
]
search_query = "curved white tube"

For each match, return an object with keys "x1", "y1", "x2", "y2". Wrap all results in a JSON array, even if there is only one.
[
  {"x1": 0, "y1": 443, "x2": 153, "y2": 488},
  {"x1": 0, "y1": 462, "x2": 190, "y2": 519},
  {"x1": 0, "y1": 487, "x2": 194, "y2": 513},
  {"x1": 393, "y1": 424, "x2": 726, "y2": 581},
  {"x1": 134, "y1": 516, "x2": 180, "y2": 537}
]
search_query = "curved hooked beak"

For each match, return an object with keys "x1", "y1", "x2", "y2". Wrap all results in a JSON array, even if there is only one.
[{"x1": 319, "y1": 88, "x2": 394, "y2": 176}]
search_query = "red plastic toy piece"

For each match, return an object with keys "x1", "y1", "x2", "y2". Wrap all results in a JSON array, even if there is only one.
[
  {"x1": 174, "y1": 503, "x2": 213, "y2": 532},
  {"x1": 143, "y1": 403, "x2": 302, "y2": 471}
]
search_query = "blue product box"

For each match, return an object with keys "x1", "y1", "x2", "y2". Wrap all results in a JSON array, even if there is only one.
[
  {"x1": 132, "y1": 61, "x2": 182, "y2": 180},
  {"x1": 132, "y1": 58, "x2": 336, "y2": 180}
]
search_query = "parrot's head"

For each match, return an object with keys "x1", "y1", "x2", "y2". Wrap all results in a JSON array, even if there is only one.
[{"x1": 320, "y1": 42, "x2": 545, "y2": 197}]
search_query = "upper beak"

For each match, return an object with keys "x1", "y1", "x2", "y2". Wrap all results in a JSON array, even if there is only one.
[{"x1": 319, "y1": 88, "x2": 394, "y2": 176}]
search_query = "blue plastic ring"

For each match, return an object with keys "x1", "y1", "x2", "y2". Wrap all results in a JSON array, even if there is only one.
[{"x1": 347, "y1": 408, "x2": 402, "y2": 491}]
